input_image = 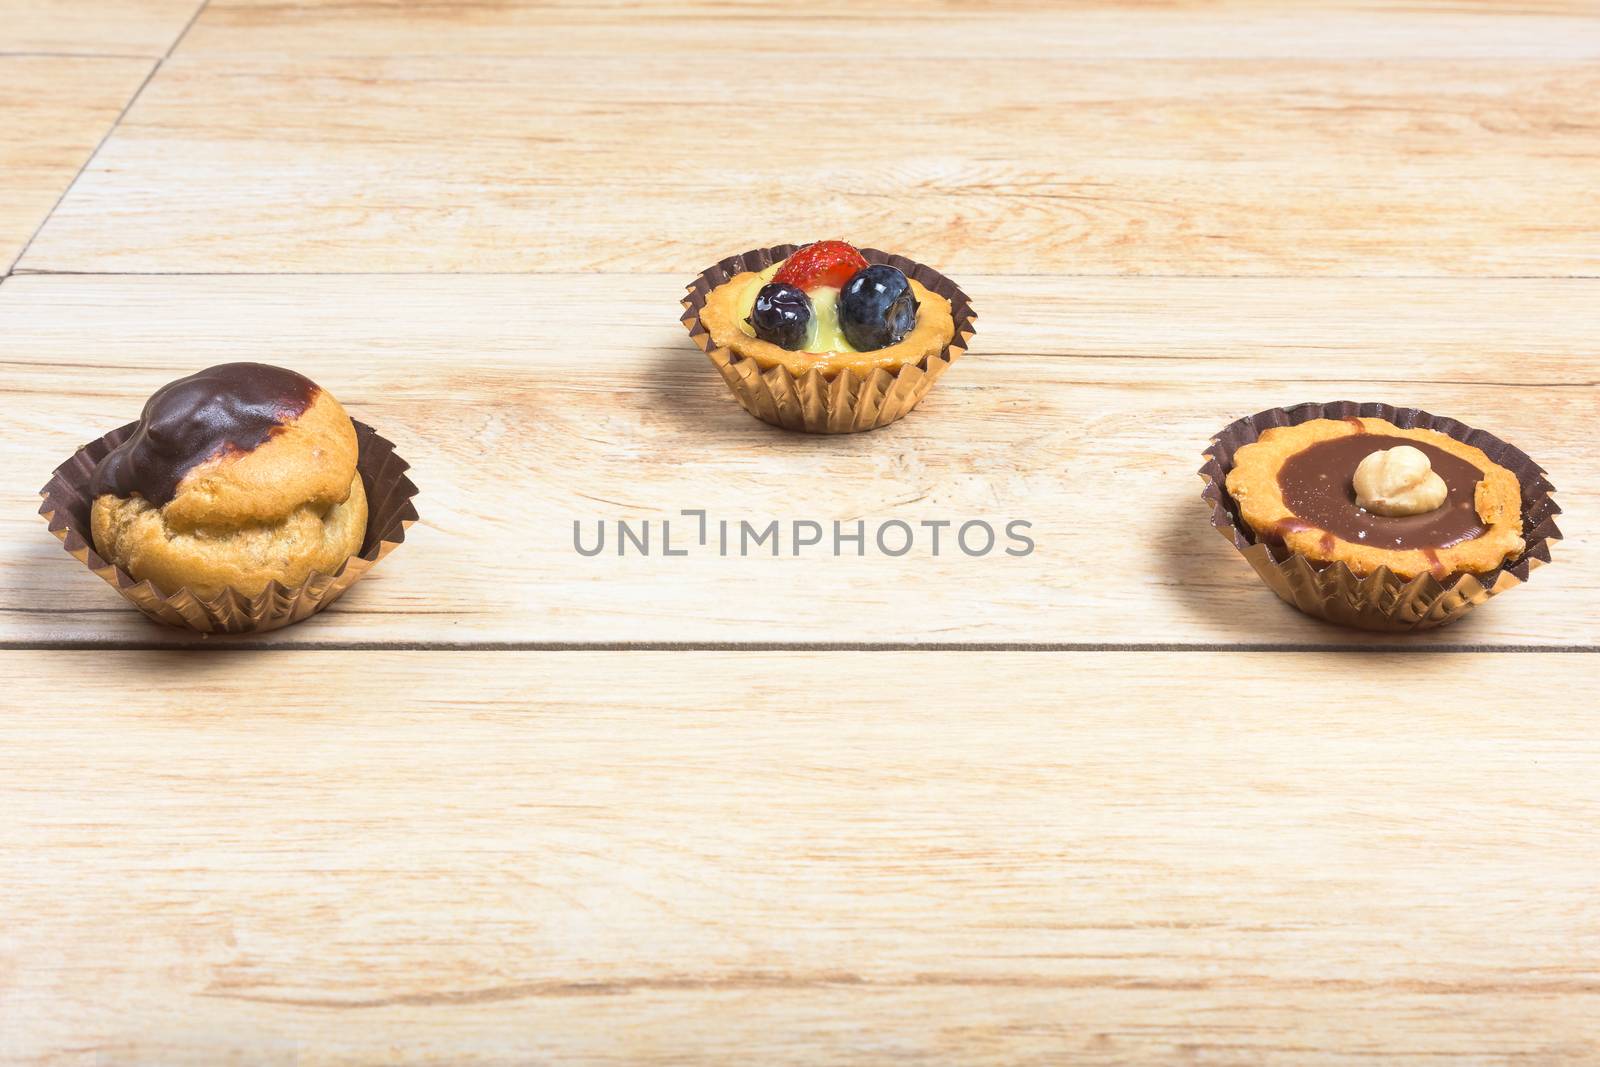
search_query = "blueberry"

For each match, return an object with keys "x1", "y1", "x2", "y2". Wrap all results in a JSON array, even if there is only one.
[
  {"x1": 747, "y1": 282, "x2": 812, "y2": 350},
  {"x1": 838, "y1": 265, "x2": 919, "y2": 351}
]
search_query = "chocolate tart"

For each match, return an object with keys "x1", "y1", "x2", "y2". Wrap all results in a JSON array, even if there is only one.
[
  {"x1": 1201, "y1": 402, "x2": 1560, "y2": 632},
  {"x1": 682, "y1": 245, "x2": 977, "y2": 433},
  {"x1": 40, "y1": 421, "x2": 418, "y2": 634}
]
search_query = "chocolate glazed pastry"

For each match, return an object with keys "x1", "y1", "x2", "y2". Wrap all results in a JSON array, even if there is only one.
[
  {"x1": 87, "y1": 361, "x2": 367, "y2": 604},
  {"x1": 91, "y1": 362, "x2": 317, "y2": 506},
  {"x1": 39, "y1": 364, "x2": 420, "y2": 634},
  {"x1": 1200, "y1": 402, "x2": 1561, "y2": 633}
]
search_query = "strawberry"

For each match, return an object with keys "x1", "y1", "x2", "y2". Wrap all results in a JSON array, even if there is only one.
[{"x1": 773, "y1": 240, "x2": 869, "y2": 291}]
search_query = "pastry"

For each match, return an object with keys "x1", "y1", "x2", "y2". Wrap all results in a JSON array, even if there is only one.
[
  {"x1": 1225, "y1": 416, "x2": 1524, "y2": 580},
  {"x1": 1201, "y1": 403, "x2": 1560, "y2": 632},
  {"x1": 89, "y1": 362, "x2": 368, "y2": 598},
  {"x1": 684, "y1": 242, "x2": 976, "y2": 432},
  {"x1": 699, "y1": 240, "x2": 956, "y2": 377}
]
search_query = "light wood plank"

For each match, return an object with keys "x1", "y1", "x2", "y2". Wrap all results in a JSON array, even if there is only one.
[
  {"x1": 0, "y1": 0, "x2": 199, "y2": 56},
  {"x1": 3, "y1": 650, "x2": 1597, "y2": 1063},
  {"x1": 5, "y1": 274, "x2": 1591, "y2": 648},
  {"x1": 177, "y1": 0, "x2": 1600, "y2": 60},
  {"x1": 18, "y1": 57, "x2": 1600, "y2": 275},
  {"x1": 0, "y1": 56, "x2": 152, "y2": 271}
]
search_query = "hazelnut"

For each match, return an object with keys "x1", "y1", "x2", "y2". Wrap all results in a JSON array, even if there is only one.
[{"x1": 1352, "y1": 445, "x2": 1448, "y2": 516}]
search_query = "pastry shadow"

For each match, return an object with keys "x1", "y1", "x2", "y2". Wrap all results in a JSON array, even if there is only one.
[
  {"x1": 1157, "y1": 493, "x2": 1496, "y2": 644},
  {"x1": 641, "y1": 336, "x2": 742, "y2": 435},
  {"x1": 107, "y1": 646, "x2": 301, "y2": 672},
  {"x1": 643, "y1": 335, "x2": 900, "y2": 448},
  {"x1": 1157, "y1": 492, "x2": 1336, "y2": 643}
]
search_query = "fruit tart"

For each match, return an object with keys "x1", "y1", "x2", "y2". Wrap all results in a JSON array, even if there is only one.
[{"x1": 683, "y1": 241, "x2": 976, "y2": 433}]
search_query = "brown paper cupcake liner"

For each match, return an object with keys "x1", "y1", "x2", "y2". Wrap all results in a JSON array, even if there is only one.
[
  {"x1": 39, "y1": 420, "x2": 419, "y2": 634},
  {"x1": 682, "y1": 245, "x2": 977, "y2": 433},
  {"x1": 1200, "y1": 402, "x2": 1561, "y2": 632}
]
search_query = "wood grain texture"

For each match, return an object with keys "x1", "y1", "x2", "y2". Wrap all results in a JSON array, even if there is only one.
[
  {"x1": 0, "y1": 0, "x2": 200, "y2": 56},
  {"x1": 4, "y1": 274, "x2": 1591, "y2": 648},
  {"x1": 179, "y1": 0, "x2": 1600, "y2": 60},
  {"x1": 0, "y1": 55, "x2": 152, "y2": 271},
  {"x1": 3, "y1": 650, "x2": 1598, "y2": 1064},
  {"x1": 17, "y1": 56, "x2": 1600, "y2": 275},
  {"x1": 4, "y1": 4, "x2": 1598, "y2": 1060}
]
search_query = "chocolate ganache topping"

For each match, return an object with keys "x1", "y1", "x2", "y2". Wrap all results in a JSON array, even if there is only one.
[
  {"x1": 1276, "y1": 433, "x2": 1486, "y2": 550},
  {"x1": 90, "y1": 363, "x2": 319, "y2": 506}
]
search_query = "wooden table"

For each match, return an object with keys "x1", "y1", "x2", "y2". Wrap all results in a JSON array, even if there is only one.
[{"x1": 3, "y1": 2, "x2": 1596, "y2": 1062}]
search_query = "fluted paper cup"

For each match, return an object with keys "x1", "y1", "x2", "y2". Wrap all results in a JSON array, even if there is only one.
[
  {"x1": 39, "y1": 420, "x2": 419, "y2": 634},
  {"x1": 682, "y1": 245, "x2": 977, "y2": 433},
  {"x1": 1200, "y1": 402, "x2": 1561, "y2": 632}
]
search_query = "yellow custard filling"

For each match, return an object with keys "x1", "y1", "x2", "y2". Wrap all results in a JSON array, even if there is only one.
[
  {"x1": 733, "y1": 262, "x2": 858, "y2": 354},
  {"x1": 698, "y1": 258, "x2": 956, "y2": 379}
]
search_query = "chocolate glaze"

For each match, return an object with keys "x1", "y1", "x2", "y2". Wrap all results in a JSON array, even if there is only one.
[
  {"x1": 1276, "y1": 433, "x2": 1486, "y2": 551},
  {"x1": 90, "y1": 363, "x2": 319, "y2": 505}
]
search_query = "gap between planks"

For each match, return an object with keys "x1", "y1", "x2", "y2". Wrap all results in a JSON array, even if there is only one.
[
  {"x1": 13, "y1": 270, "x2": 1600, "y2": 280},
  {"x1": 2, "y1": 0, "x2": 209, "y2": 279},
  {"x1": 3, "y1": 641, "x2": 1596, "y2": 653}
]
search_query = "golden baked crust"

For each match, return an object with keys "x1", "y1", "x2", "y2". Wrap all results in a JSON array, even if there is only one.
[
  {"x1": 1225, "y1": 417, "x2": 1524, "y2": 580},
  {"x1": 90, "y1": 386, "x2": 368, "y2": 597},
  {"x1": 700, "y1": 271, "x2": 955, "y2": 378},
  {"x1": 160, "y1": 389, "x2": 359, "y2": 532},
  {"x1": 92, "y1": 474, "x2": 367, "y2": 598}
]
